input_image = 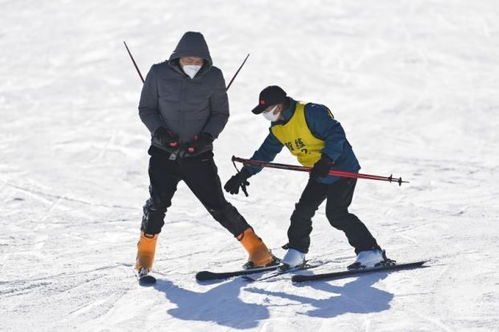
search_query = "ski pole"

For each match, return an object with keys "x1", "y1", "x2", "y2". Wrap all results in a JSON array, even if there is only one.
[
  {"x1": 123, "y1": 41, "x2": 145, "y2": 83},
  {"x1": 226, "y1": 53, "x2": 250, "y2": 91},
  {"x1": 231, "y1": 158, "x2": 249, "y2": 197},
  {"x1": 123, "y1": 41, "x2": 248, "y2": 92},
  {"x1": 232, "y1": 156, "x2": 408, "y2": 186}
]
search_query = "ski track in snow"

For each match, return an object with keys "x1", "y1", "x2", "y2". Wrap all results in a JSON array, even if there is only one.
[{"x1": 1, "y1": 0, "x2": 499, "y2": 331}]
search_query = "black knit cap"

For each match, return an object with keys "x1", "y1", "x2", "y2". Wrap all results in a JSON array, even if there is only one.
[{"x1": 251, "y1": 85, "x2": 287, "y2": 114}]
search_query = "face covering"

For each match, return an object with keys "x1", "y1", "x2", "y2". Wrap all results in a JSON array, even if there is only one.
[
  {"x1": 262, "y1": 105, "x2": 280, "y2": 122},
  {"x1": 182, "y1": 65, "x2": 202, "y2": 79}
]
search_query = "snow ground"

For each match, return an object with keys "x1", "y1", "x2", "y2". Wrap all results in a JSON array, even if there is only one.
[{"x1": 1, "y1": 0, "x2": 499, "y2": 331}]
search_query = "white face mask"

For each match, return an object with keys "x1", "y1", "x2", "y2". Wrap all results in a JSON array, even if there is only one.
[
  {"x1": 182, "y1": 65, "x2": 202, "y2": 79},
  {"x1": 262, "y1": 105, "x2": 280, "y2": 122}
]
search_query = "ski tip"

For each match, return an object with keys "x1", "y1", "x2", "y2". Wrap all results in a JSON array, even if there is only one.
[
  {"x1": 403, "y1": 260, "x2": 428, "y2": 268},
  {"x1": 195, "y1": 271, "x2": 207, "y2": 281},
  {"x1": 196, "y1": 271, "x2": 216, "y2": 281},
  {"x1": 138, "y1": 275, "x2": 157, "y2": 286}
]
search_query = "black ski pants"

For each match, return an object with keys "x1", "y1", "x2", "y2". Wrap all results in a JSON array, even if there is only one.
[
  {"x1": 141, "y1": 146, "x2": 251, "y2": 236},
  {"x1": 288, "y1": 177, "x2": 380, "y2": 254}
]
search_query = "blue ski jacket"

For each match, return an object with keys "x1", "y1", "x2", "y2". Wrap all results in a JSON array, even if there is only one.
[{"x1": 244, "y1": 98, "x2": 360, "y2": 184}]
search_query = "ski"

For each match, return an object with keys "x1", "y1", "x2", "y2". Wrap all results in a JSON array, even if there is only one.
[
  {"x1": 242, "y1": 262, "x2": 321, "y2": 282},
  {"x1": 292, "y1": 260, "x2": 428, "y2": 283},
  {"x1": 136, "y1": 268, "x2": 157, "y2": 286},
  {"x1": 196, "y1": 264, "x2": 280, "y2": 281},
  {"x1": 138, "y1": 274, "x2": 156, "y2": 285}
]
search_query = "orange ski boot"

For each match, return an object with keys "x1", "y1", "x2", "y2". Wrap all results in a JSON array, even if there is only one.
[
  {"x1": 135, "y1": 232, "x2": 159, "y2": 274},
  {"x1": 237, "y1": 228, "x2": 279, "y2": 269}
]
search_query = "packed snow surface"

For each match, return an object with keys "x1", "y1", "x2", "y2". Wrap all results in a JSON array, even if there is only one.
[{"x1": 1, "y1": 1, "x2": 498, "y2": 331}]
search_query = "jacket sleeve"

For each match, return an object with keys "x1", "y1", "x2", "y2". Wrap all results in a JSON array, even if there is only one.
[
  {"x1": 305, "y1": 104, "x2": 348, "y2": 162},
  {"x1": 204, "y1": 69, "x2": 229, "y2": 138},
  {"x1": 138, "y1": 65, "x2": 165, "y2": 134},
  {"x1": 243, "y1": 132, "x2": 284, "y2": 176}
]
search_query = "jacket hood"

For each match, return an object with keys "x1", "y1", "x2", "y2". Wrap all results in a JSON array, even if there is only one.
[{"x1": 169, "y1": 31, "x2": 213, "y2": 67}]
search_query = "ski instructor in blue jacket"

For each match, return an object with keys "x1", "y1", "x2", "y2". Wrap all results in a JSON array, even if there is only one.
[{"x1": 224, "y1": 85, "x2": 389, "y2": 270}]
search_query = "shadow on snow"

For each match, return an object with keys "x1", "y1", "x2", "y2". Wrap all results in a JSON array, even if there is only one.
[
  {"x1": 154, "y1": 277, "x2": 268, "y2": 329},
  {"x1": 153, "y1": 271, "x2": 393, "y2": 328},
  {"x1": 245, "y1": 272, "x2": 393, "y2": 318}
]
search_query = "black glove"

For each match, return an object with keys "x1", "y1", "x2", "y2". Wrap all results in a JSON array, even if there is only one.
[
  {"x1": 153, "y1": 127, "x2": 179, "y2": 148},
  {"x1": 224, "y1": 168, "x2": 251, "y2": 195},
  {"x1": 310, "y1": 154, "x2": 334, "y2": 178},
  {"x1": 185, "y1": 133, "x2": 213, "y2": 155}
]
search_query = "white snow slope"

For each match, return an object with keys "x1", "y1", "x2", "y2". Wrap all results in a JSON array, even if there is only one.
[{"x1": 1, "y1": 1, "x2": 499, "y2": 331}]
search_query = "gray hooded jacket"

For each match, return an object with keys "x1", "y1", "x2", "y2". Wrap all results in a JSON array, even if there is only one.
[{"x1": 138, "y1": 32, "x2": 229, "y2": 155}]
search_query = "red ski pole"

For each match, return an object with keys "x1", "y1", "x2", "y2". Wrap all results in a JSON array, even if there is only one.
[{"x1": 232, "y1": 156, "x2": 408, "y2": 186}]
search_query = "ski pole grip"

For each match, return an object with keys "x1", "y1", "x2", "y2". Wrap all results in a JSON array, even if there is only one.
[{"x1": 231, "y1": 156, "x2": 249, "y2": 197}]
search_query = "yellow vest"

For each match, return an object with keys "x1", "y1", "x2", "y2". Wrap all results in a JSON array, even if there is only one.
[{"x1": 271, "y1": 101, "x2": 325, "y2": 167}]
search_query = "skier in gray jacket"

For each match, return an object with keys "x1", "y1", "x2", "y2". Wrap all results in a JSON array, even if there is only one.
[
  {"x1": 139, "y1": 32, "x2": 228, "y2": 154},
  {"x1": 135, "y1": 32, "x2": 277, "y2": 280}
]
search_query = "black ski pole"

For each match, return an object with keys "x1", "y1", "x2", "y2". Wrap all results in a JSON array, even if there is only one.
[
  {"x1": 124, "y1": 41, "x2": 248, "y2": 90},
  {"x1": 226, "y1": 53, "x2": 250, "y2": 91},
  {"x1": 123, "y1": 41, "x2": 145, "y2": 83}
]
